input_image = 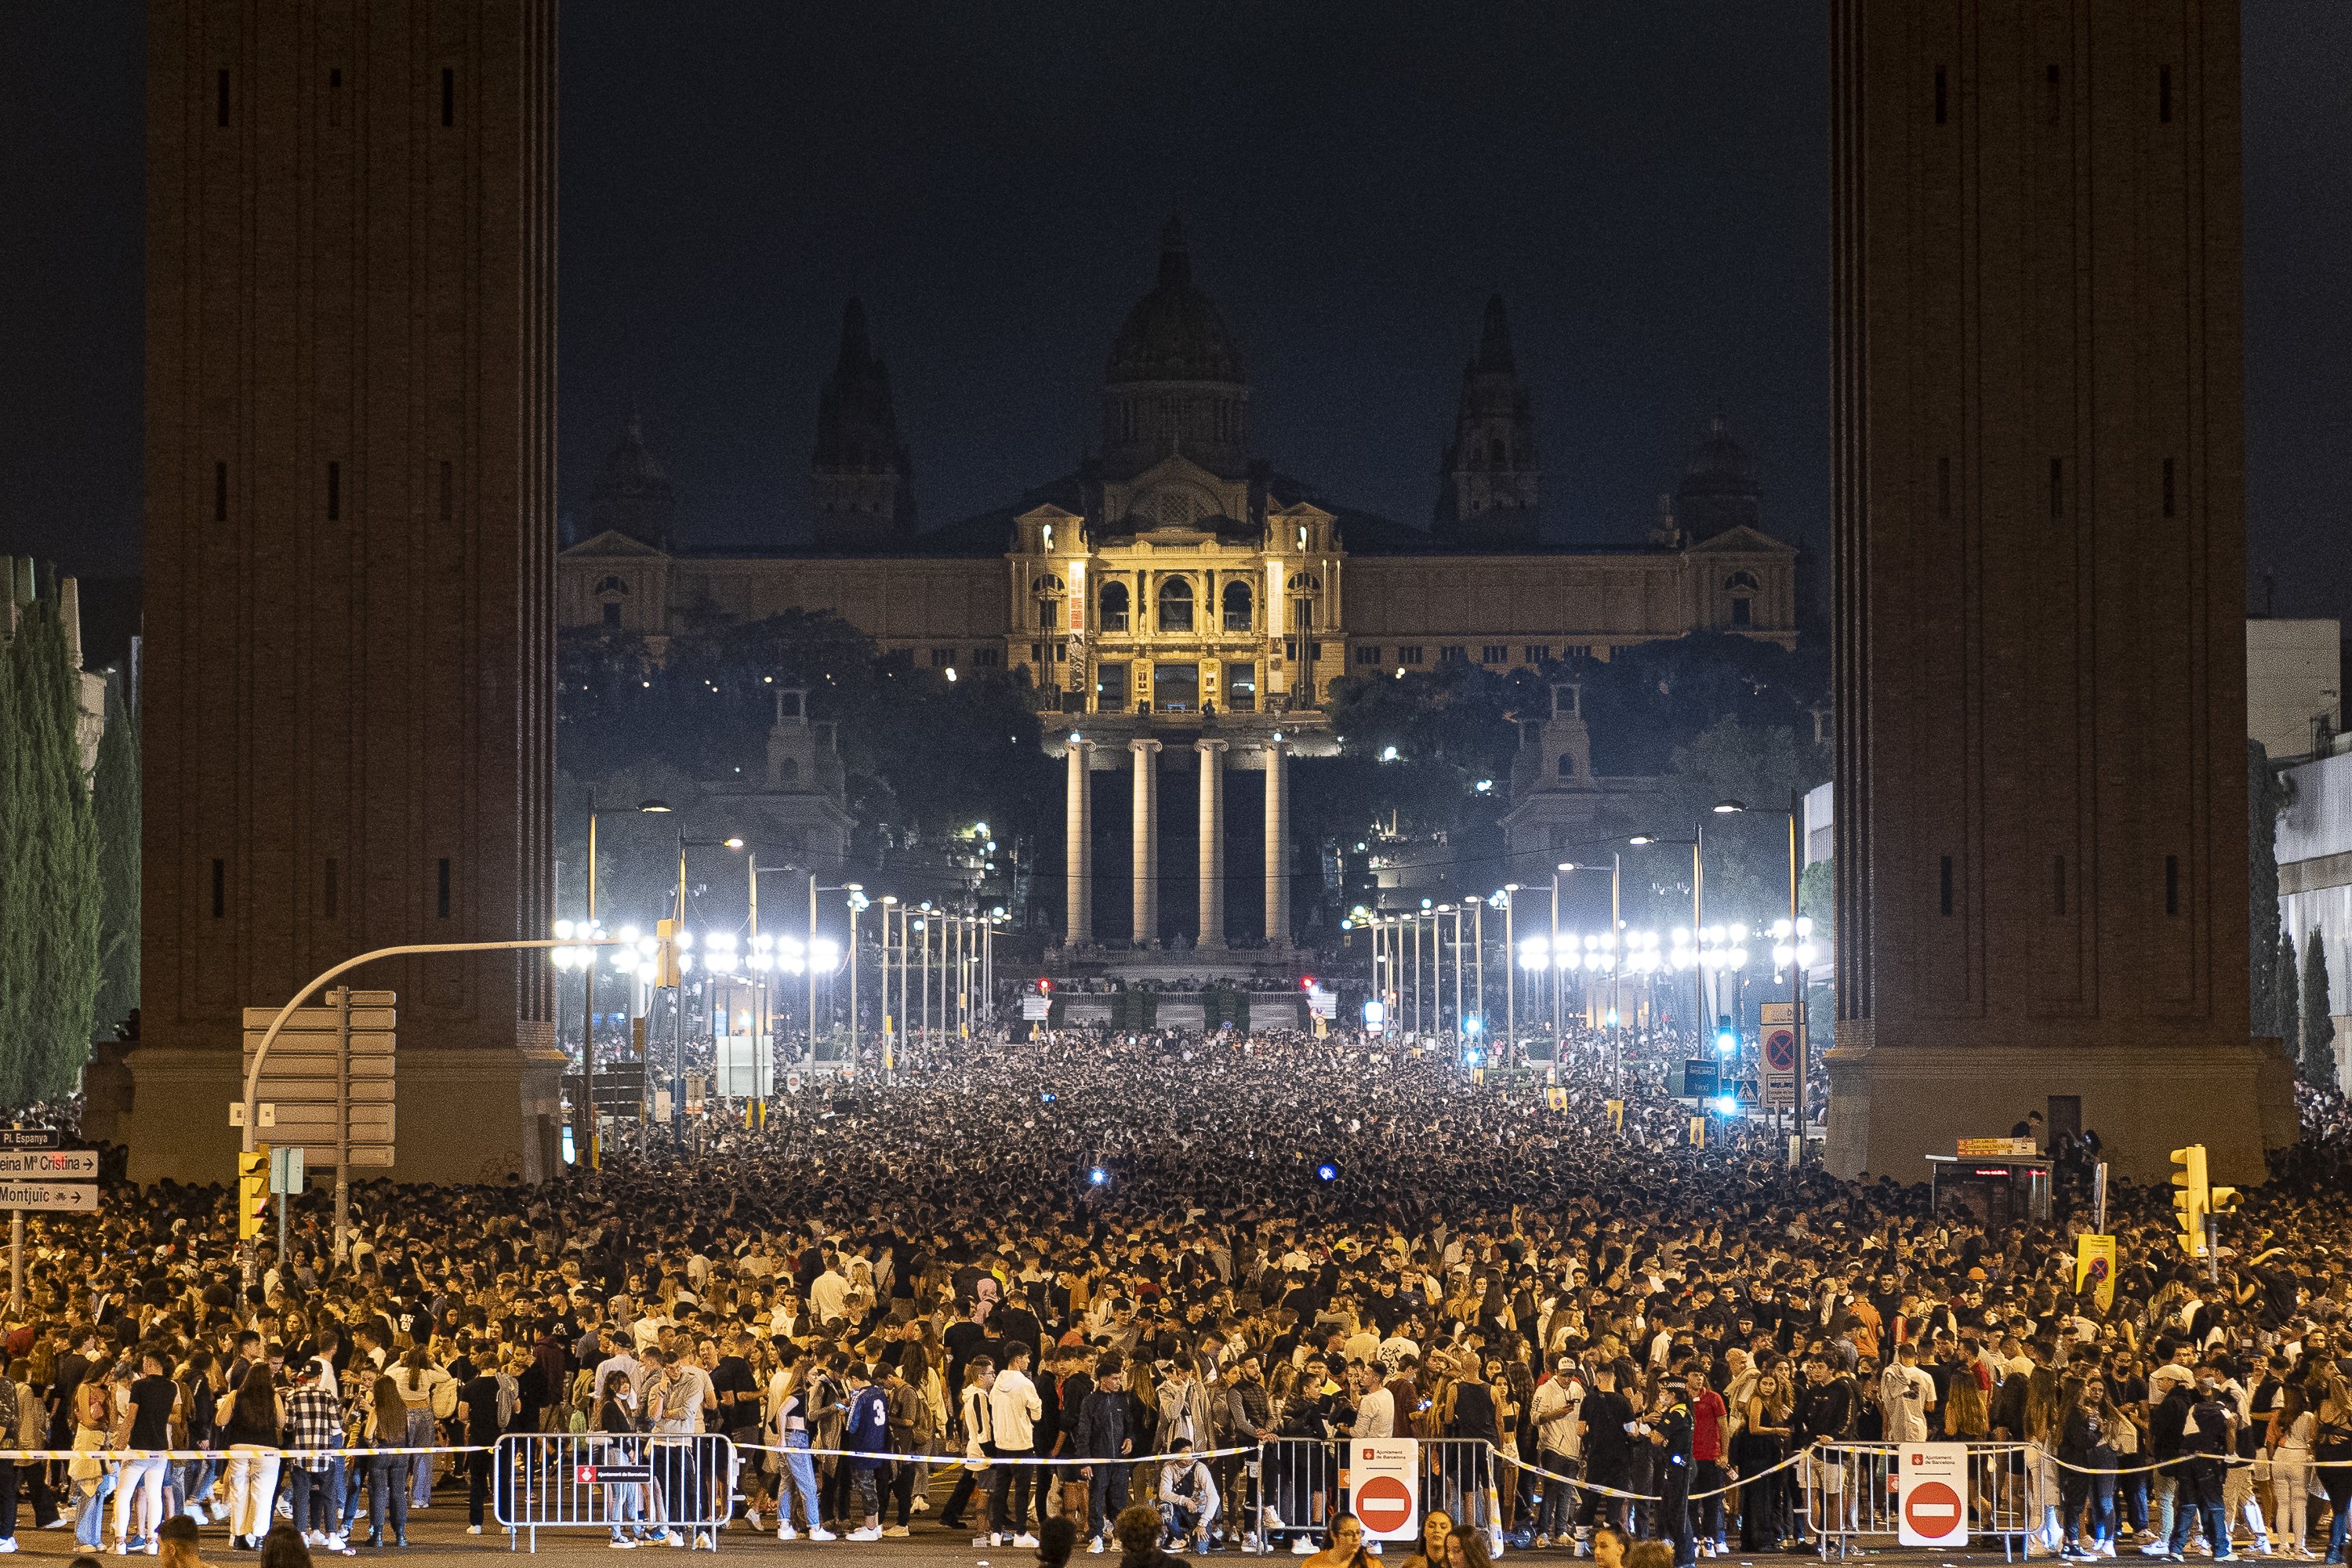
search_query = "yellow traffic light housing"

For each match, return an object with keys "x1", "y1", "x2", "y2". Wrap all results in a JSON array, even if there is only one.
[
  {"x1": 2170, "y1": 1143, "x2": 2210, "y2": 1258},
  {"x1": 2209, "y1": 1183, "x2": 2243, "y2": 1219},
  {"x1": 237, "y1": 1146, "x2": 270, "y2": 1240}
]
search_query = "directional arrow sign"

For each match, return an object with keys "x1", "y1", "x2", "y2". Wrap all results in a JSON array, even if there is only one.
[
  {"x1": 0, "y1": 1181, "x2": 96, "y2": 1213},
  {"x1": 0, "y1": 1151, "x2": 99, "y2": 1179}
]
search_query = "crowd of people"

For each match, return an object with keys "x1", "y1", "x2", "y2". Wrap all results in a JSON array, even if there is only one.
[{"x1": 6, "y1": 1026, "x2": 2352, "y2": 1568}]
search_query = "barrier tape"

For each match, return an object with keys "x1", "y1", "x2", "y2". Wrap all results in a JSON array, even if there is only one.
[
  {"x1": 0, "y1": 1445, "x2": 488, "y2": 1462},
  {"x1": 741, "y1": 1442, "x2": 1258, "y2": 1467}
]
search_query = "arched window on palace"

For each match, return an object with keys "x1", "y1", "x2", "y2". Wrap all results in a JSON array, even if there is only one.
[
  {"x1": 595, "y1": 575, "x2": 629, "y2": 630},
  {"x1": 1157, "y1": 576, "x2": 1195, "y2": 633},
  {"x1": 1033, "y1": 573, "x2": 1065, "y2": 631},
  {"x1": 1221, "y1": 579, "x2": 1253, "y2": 632},
  {"x1": 1724, "y1": 570, "x2": 1760, "y2": 629},
  {"x1": 1099, "y1": 580, "x2": 1130, "y2": 631}
]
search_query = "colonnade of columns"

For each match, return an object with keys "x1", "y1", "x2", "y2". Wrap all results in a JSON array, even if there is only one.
[{"x1": 1064, "y1": 737, "x2": 1288, "y2": 948}]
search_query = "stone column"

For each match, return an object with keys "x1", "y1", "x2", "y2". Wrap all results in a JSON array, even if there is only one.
[
  {"x1": 1129, "y1": 739, "x2": 1162, "y2": 946},
  {"x1": 1064, "y1": 740, "x2": 1094, "y2": 946},
  {"x1": 1196, "y1": 739, "x2": 1227, "y2": 947},
  {"x1": 1264, "y1": 739, "x2": 1290, "y2": 949}
]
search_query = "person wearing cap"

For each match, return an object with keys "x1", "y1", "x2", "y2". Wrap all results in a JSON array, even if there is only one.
[{"x1": 1530, "y1": 1356, "x2": 1586, "y2": 1548}]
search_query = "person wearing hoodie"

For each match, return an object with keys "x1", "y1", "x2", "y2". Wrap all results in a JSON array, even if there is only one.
[{"x1": 991, "y1": 1344, "x2": 1046, "y2": 1548}]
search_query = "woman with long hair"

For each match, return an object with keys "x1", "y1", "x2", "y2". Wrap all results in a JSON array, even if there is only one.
[
  {"x1": 362, "y1": 1373, "x2": 411, "y2": 1547},
  {"x1": 2054, "y1": 1375, "x2": 2121, "y2": 1557},
  {"x1": 223, "y1": 1364, "x2": 285, "y2": 1549},
  {"x1": 2310, "y1": 1363, "x2": 2352, "y2": 1564},
  {"x1": 1735, "y1": 1367, "x2": 1795, "y2": 1551},
  {"x1": 2267, "y1": 1379, "x2": 2317, "y2": 1559}
]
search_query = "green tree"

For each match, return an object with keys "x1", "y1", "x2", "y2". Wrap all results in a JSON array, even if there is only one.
[
  {"x1": 1798, "y1": 855, "x2": 1834, "y2": 947},
  {"x1": 2276, "y1": 931, "x2": 2302, "y2": 1063},
  {"x1": 0, "y1": 598, "x2": 27, "y2": 1102},
  {"x1": 0, "y1": 592, "x2": 102, "y2": 1105},
  {"x1": 2303, "y1": 931, "x2": 2338, "y2": 1091},
  {"x1": 92, "y1": 670, "x2": 139, "y2": 1031},
  {"x1": 2249, "y1": 741, "x2": 2288, "y2": 1036},
  {"x1": 1647, "y1": 715, "x2": 1807, "y2": 925}
]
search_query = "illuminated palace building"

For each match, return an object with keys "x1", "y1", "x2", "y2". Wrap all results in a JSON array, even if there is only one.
[{"x1": 561, "y1": 220, "x2": 1798, "y2": 953}]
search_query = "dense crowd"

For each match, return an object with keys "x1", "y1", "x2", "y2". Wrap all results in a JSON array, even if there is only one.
[{"x1": 5, "y1": 1028, "x2": 2352, "y2": 1568}]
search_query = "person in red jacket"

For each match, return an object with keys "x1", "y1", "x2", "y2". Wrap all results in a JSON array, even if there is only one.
[{"x1": 1686, "y1": 1370, "x2": 1730, "y2": 1556}]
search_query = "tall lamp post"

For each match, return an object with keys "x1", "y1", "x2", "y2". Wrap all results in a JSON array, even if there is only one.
[
  {"x1": 572, "y1": 797, "x2": 673, "y2": 1167},
  {"x1": 1714, "y1": 790, "x2": 1813, "y2": 1142}
]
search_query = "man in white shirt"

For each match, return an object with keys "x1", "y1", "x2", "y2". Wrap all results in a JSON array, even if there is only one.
[
  {"x1": 985, "y1": 1345, "x2": 1044, "y2": 1547},
  {"x1": 1530, "y1": 1357, "x2": 1586, "y2": 1546},
  {"x1": 641, "y1": 1345, "x2": 717, "y2": 1550},
  {"x1": 809, "y1": 1254, "x2": 852, "y2": 1325},
  {"x1": 1878, "y1": 1344, "x2": 1936, "y2": 1444},
  {"x1": 1352, "y1": 1363, "x2": 1396, "y2": 1439}
]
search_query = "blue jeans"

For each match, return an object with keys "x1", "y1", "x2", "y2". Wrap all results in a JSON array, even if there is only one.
[
  {"x1": 780, "y1": 1436, "x2": 820, "y2": 1531},
  {"x1": 75, "y1": 1467, "x2": 118, "y2": 1548},
  {"x1": 290, "y1": 1467, "x2": 343, "y2": 1536}
]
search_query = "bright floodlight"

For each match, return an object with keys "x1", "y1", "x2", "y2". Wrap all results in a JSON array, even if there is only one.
[
  {"x1": 811, "y1": 938, "x2": 842, "y2": 971},
  {"x1": 554, "y1": 919, "x2": 575, "y2": 940},
  {"x1": 1316, "y1": 1162, "x2": 1338, "y2": 1182},
  {"x1": 1089, "y1": 1167, "x2": 1107, "y2": 1186}
]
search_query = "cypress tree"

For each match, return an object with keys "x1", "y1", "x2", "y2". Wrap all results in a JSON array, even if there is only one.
[
  {"x1": 2276, "y1": 931, "x2": 2302, "y2": 1073},
  {"x1": 2304, "y1": 931, "x2": 2339, "y2": 1092},
  {"x1": 3, "y1": 592, "x2": 101, "y2": 1104},
  {"x1": 92, "y1": 669, "x2": 140, "y2": 1031},
  {"x1": 2249, "y1": 742, "x2": 2285, "y2": 1036},
  {"x1": 0, "y1": 590, "x2": 26, "y2": 1103}
]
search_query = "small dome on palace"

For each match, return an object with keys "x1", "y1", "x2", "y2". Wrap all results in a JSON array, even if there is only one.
[
  {"x1": 1105, "y1": 214, "x2": 1246, "y2": 387},
  {"x1": 1681, "y1": 412, "x2": 1758, "y2": 495}
]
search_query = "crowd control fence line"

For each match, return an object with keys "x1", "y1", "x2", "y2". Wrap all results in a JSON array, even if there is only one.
[
  {"x1": 495, "y1": 1432, "x2": 737, "y2": 1553},
  {"x1": 1802, "y1": 1443, "x2": 2042, "y2": 1563}
]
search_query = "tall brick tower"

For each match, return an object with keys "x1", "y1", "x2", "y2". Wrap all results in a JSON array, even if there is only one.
[
  {"x1": 135, "y1": 0, "x2": 561, "y2": 1182},
  {"x1": 1827, "y1": 0, "x2": 2296, "y2": 1181}
]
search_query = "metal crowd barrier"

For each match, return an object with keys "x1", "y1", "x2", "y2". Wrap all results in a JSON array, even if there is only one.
[
  {"x1": 494, "y1": 1432, "x2": 737, "y2": 1552},
  {"x1": 1254, "y1": 1438, "x2": 1506, "y2": 1553},
  {"x1": 1803, "y1": 1442, "x2": 2040, "y2": 1562}
]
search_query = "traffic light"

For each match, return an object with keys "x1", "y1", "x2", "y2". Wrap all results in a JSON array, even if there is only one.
[
  {"x1": 2170, "y1": 1144, "x2": 2210, "y2": 1258},
  {"x1": 237, "y1": 1146, "x2": 270, "y2": 1240},
  {"x1": 2209, "y1": 1181, "x2": 2243, "y2": 1222},
  {"x1": 1715, "y1": 1014, "x2": 1736, "y2": 1055},
  {"x1": 1299, "y1": 975, "x2": 1317, "y2": 992},
  {"x1": 1036, "y1": 977, "x2": 1052, "y2": 993},
  {"x1": 654, "y1": 918, "x2": 682, "y2": 988}
]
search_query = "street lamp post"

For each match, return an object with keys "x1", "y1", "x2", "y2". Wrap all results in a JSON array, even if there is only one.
[
  {"x1": 1500, "y1": 887, "x2": 1517, "y2": 1063},
  {"x1": 1715, "y1": 790, "x2": 1811, "y2": 1146},
  {"x1": 573, "y1": 797, "x2": 677, "y2": 1168}
]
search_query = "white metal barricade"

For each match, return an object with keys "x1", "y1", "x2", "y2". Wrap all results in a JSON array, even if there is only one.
[
  {"x1": 495, "y1": 1432, "x2": 736, "y2": 1552},
  {"x1": 1804, "y1": 1442, "x2": 2040, "y2": 1561}
]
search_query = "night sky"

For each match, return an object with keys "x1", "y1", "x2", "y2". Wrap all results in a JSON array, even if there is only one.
[{"x1": 2, "y1": 2, "x2": 2345, "y2": 615}]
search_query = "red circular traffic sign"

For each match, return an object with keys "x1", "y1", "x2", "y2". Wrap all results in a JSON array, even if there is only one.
[
  {"x1": 1356, "y1": 1475, "x2": 1414, "y2": 1534},
  {"x1": 1904, "y1": 1480, "x2": 1962, "y2": 1538},
  {"x1": 1763, "y1": 1028, "x2": 1797, "y2": 1072}
]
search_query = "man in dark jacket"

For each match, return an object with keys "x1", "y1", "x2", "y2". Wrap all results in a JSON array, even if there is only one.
[{"x1": 1074, "y1": 1359, "x2": 1135, "y2": 1550}]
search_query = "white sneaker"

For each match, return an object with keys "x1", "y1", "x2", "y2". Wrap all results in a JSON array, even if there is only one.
[
  {"x1": 846, "y1": 1528, "x2": 883, "y2": 1543},
  {"x1": 466, "y1": 1524, "x2": 484, "y2": 1535},
  {"x1": 975, "y1": 1536, "x2": 994, "y2": 1548},
  {"x1": 808, "y1": 1527, "x2": 837, "y2": 1542},
  {"x1": 776, "y1": 1526, "x2": 800, "y2": 1542},
  {"x1": 746, "y1": 1510, "x2": 763, "y2": 1532},
  {"x1": 323, "y1": 1536, "x2": 351, "y2": 1556},
  {"x1": 0, "y1": 1541, "x2": 17, "y2": 1555},
  {"x1": 611, "y1": 1539, "x2": 640, "y2": 1551},
  {"x1": 912, "y1": 1497, "x2": 929, "y2": 1515},
  {"x1": 1091, "y1": 1537, "x2": 1108, "y2": 1555},
  {"x1": 303, "y1": 1532, "x2": 325, "y2": 1548},
  {"x1": 1292, "y1": 1538, "x2": 1316, "y2": 1556},
  {"x1": 663, "y1": 1530, "x2": 686, "y2": 1548},
  {"x1": 1016, "y1": 1534, "x2": 1041, "y2": 1548},
  {"x1": 695, "y1": 1533, "x2": 717, "y2": 1551}
]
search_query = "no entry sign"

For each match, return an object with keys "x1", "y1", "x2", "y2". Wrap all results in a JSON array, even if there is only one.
[
  {"x1": 1349, "y1": 1439, "x2": 1420, "y2": 1541},
  {"x1": 1897, "y1": 1443, "x2": 1969, "y2": 1547}
]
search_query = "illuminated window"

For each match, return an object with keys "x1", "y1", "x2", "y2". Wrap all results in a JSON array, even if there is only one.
[{"x1": 1158, "y1": 577, "x2": 1194, "y2": 633}]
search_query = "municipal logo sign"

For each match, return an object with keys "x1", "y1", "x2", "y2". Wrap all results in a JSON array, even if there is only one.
[
  {"x1": 1897, "y1": 1443, "x2": 1968, "y2": 1546},
  {"x1": 1348, "y1": 1438, "x2": 1420, "y2": 1541}
]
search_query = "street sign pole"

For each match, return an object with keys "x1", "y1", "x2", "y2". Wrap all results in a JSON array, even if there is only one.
[
  {"x1": 238, "y1": 936, "x2": 623, "y2": 1289},
  {"x1": 333, "y1": 985, "x2": 351, "y2": 1264}
]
